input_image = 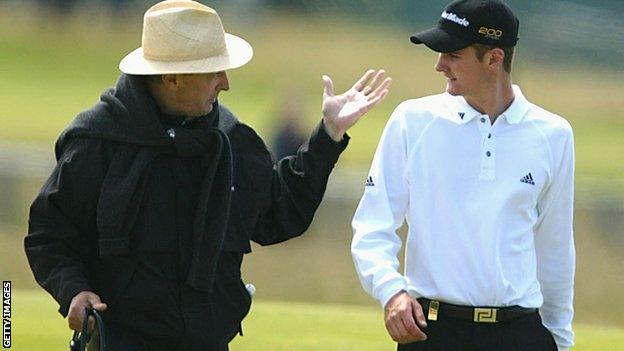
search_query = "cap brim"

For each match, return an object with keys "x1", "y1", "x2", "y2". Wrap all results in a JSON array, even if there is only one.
[
  {"x1": 410, "y1": 26, "x2": 471, "y2": 53},
  {"x1": 119, "y1": 33, "x2": 253, "y2": 75}
]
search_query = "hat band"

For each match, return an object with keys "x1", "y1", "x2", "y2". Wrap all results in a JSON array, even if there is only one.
[{"x1": 143, "y1": 48, "x2": 227, "y2": 62}]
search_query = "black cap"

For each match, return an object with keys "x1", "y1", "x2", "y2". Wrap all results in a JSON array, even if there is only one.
[{"x1": 410, "y1": 0, "x2": 519, "y2": 53}]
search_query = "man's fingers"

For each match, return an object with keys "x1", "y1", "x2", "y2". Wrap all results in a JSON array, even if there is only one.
[
  {"x1": 67, "y1": 308, "x2": 84, "y2": 331},
  {"x1": 364, "y1": 70, "x2": 387, "y2": 95},
  {"x1": 67, "y1": 301, "x2": 85, "y2": 330},
  {"x1": 385, "y1": 293, "x2": 426, "y2": 343},
  {"x1": 91, "y1": 302, "x2": 108, "y2": 311},
  {"x1": 352, "y1": 69, "x2": 376, "y2": 92},
  {"x1": 361, "y1": 89, "x2": 389, "y2": 112},
  {"x1": 401, "y1": 320, "x2": 427, "y2": 342},
  {"x1": 384, "y1": 292, "x2": 430, "y2": 343},
  {"x1": 387, "y1": 312, "x2": 427, "y2": 343},
  {"x1": 396, "y1": 303, "x2": 427, "y2": 342},
  {"x1": 322, "y1": 75, "x2": 334, "y2": 97},
  {"x1": 393, "y1": 320, "x2": 411, "y2": 342},
  {"x1": 367, "y1": 77, "x2": 393, "y2": 101},
  {"x1": 86, "y1": 294, "x2": 107, "y2": 311},
  {"x1": 68, "y1": 317, "x2": 80, "y2": 331},
  {"x1": 412, "y1": 299, "x2": 428, "y2": 328},
  {"x1": 400, "y1": 313, "x2": 423, "y2": 338},
  {"x1": 385, "y1": 318, "x2": 404, "y2": 342},
  {"x1": 67, "y1": 292, "x2": 107, "y2": 332}
]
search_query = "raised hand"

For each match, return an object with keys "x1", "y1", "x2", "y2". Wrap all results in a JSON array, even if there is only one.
[{"x1": 322, "y1": 69, "x2": 392, "y2": 141}]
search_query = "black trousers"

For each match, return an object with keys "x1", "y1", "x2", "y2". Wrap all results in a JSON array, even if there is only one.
[
  {"x1": 99, "y1": 322, "x2": 231, "y2": 351},
  {"x1": 397, "y1": 313, "x2": 557, "y2": 351}
]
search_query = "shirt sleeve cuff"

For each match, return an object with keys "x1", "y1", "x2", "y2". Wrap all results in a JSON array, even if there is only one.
[{"x1": 378, "y1": 281, "x2": 408, "y2": 310}]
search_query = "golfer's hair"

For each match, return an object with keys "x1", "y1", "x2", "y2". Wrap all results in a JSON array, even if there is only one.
[{"x1": 473, "y1": 44, "x2": 514, "y2": 74}]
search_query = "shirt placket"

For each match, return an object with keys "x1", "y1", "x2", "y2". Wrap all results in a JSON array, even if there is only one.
[{"x1": 477, "y1": 115, "x2": 496, "y2": 181}]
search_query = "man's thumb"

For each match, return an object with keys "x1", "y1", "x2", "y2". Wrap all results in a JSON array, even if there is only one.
[
  {"x1": 322, "y1": 75, "x2": 334, "y2": 97},
  {"x1": 87, "y1": 295, "x2": 107, "y2": 311}
]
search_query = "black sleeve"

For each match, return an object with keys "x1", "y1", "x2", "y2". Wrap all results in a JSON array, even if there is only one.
[
  {"x1": 244, "y1": 120, "x2": 349, "y2": 245},
  {"x1": 24, "y1": 137, "x2": 108, "y2": 316}
]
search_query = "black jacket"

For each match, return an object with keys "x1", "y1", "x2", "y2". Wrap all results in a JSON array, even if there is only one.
[{"x1": 24, "y1": 74, "x2": 348, "y2": 345}]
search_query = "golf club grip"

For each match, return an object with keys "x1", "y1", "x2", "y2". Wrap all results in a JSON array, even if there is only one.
[{"x1": 69, "y1": 308, "x2": 106, "y2": 351}]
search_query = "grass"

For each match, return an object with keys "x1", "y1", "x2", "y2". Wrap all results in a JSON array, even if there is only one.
[
  {"x1": 2, "y1": 7, "x2": 624, "y2": 349},
  {"x1": 9, "y1": 289, "x2": 624, "y2": 350}
]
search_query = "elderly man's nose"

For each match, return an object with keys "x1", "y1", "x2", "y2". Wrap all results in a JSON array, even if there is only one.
[{"x1": 219, "y1": 72, "x2": 230, "y2": 91}]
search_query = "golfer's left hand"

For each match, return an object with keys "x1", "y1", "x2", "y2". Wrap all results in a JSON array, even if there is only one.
[{"x1": 322, "y1": 69, "x2": 392, "y2": 142}]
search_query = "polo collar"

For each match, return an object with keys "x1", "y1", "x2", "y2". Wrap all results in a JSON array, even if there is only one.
[
  {"x1": 501, "y1": 85, "x2": 531, "y2": 124},
  {"x1": 453, "y1": 99, "x2": 482, "y2": 124},
  {"x1": 452, "y1": 85, "x2": 531, "y2": 125}
]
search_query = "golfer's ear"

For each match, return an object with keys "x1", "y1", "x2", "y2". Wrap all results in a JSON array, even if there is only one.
[
  {"x1": 162, "y1": 74, "x2": 180, "y2": 89},
  {"x1": 488, "y1": 48, "x2": 504, "y2": 71}
]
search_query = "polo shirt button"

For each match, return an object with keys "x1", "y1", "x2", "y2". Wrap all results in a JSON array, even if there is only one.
[
  {"x1": 488, "y1": 133, "x2": 492, "y2": 139},
  {"x1": 480, "y1": 117, "x2": 486, "y2": 123},
  {"x1": 486, "y1": 151, "x2": 491, "y2": 157}
]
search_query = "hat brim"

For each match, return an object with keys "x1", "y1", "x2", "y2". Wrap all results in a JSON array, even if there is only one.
[
  {"x1": 410, "y1": 26, "x2": 471, "y2": 53},
  {"x1": 119, "y1": 33, "x2": 253, "y2": 75}
]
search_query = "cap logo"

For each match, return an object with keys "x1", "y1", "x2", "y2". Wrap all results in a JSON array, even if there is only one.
[
  {"x1": 441, "y1": 11, "x2": 470, "y2": 27},
  {"x1": 478, "y1": 27, "x2": 503, "y2": 40}
]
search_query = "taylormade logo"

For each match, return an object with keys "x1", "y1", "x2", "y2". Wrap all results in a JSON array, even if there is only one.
[{"x1": 441, "y1": 11, "x2": 470, "y2": 27}]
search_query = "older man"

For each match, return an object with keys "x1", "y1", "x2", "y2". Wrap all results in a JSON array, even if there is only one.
[
  {"x1": 352, "y1": 0, "x2": 574, "y2": 350},
  {"x1": 25, "y1": 0, "x2": 390, "y2": 350}
]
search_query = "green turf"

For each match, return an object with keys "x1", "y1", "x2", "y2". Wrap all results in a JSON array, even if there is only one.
[
  {"x1": 2, "y1": 11, "x2": 624, "y2": 350},
  {"x1": 9, "y1": 289, "x2": 624, "y2": 350}
]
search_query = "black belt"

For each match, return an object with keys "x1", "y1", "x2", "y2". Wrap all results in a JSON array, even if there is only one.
[{"x1": 418, "y1": 298, "x2": 537, "y2": 323}]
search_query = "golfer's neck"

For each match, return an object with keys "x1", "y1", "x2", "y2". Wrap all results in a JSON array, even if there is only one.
[{"x1": 465, "y1": 78, "x2": 514, "y2": 123}]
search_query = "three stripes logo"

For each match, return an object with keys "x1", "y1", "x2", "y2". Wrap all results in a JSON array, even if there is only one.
[
  {"x1": 365, "y1": 176, "x2": 375, "y2": 187},
  {"x1": 520, "y1": 172, "x2": 535, "y2": 185}
]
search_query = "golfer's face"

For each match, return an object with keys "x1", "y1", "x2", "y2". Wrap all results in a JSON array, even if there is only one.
[
  {"x1": 178, "y1": 72, "x2": 230, "y2": 117},
  {"x1": 435, "y1": 46, "x2": 486, "y2": 97}
]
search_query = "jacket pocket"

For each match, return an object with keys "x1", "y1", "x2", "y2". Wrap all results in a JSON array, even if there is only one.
[
  {"x1": 96, "y1": 256, "x2": 137, "y2": 307},
  {"x1": 103, "y1": 253, "x2": 184, "y2": 339},
  {"x1": 212, "y1": 251, "x2": 252, "y2": 336}
]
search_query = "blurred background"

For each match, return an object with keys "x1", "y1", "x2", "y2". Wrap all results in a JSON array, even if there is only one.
[{"x1": 1, "y1": 0, "x2": 623, "y2": 347}]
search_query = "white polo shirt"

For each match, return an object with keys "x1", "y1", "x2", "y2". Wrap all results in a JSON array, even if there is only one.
[{"x1": 352, "y1": 85, "x2": 575, "y2": 349}]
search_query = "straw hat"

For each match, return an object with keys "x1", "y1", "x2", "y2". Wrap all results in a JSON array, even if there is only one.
[{"x1": 119, "y1": 0, "x2": 253, "y2": 75}]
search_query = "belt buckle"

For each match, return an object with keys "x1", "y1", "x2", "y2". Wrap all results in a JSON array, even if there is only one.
[{"x1": 473, "y1": 308, "x2": 498, "y2": 323}]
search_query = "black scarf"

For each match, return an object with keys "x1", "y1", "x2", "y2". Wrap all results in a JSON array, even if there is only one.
[{"x1": 55, "y1": 74, "x2": 238, "y2": 292}]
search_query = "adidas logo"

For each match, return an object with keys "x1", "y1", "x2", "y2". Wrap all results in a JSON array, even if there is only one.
[
  {"x1": 365, "y1": 176, "x2": 375, "y2": 187},
  {"x1": 520, "y1": 172, "x2": 535, "y2": 185}
]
